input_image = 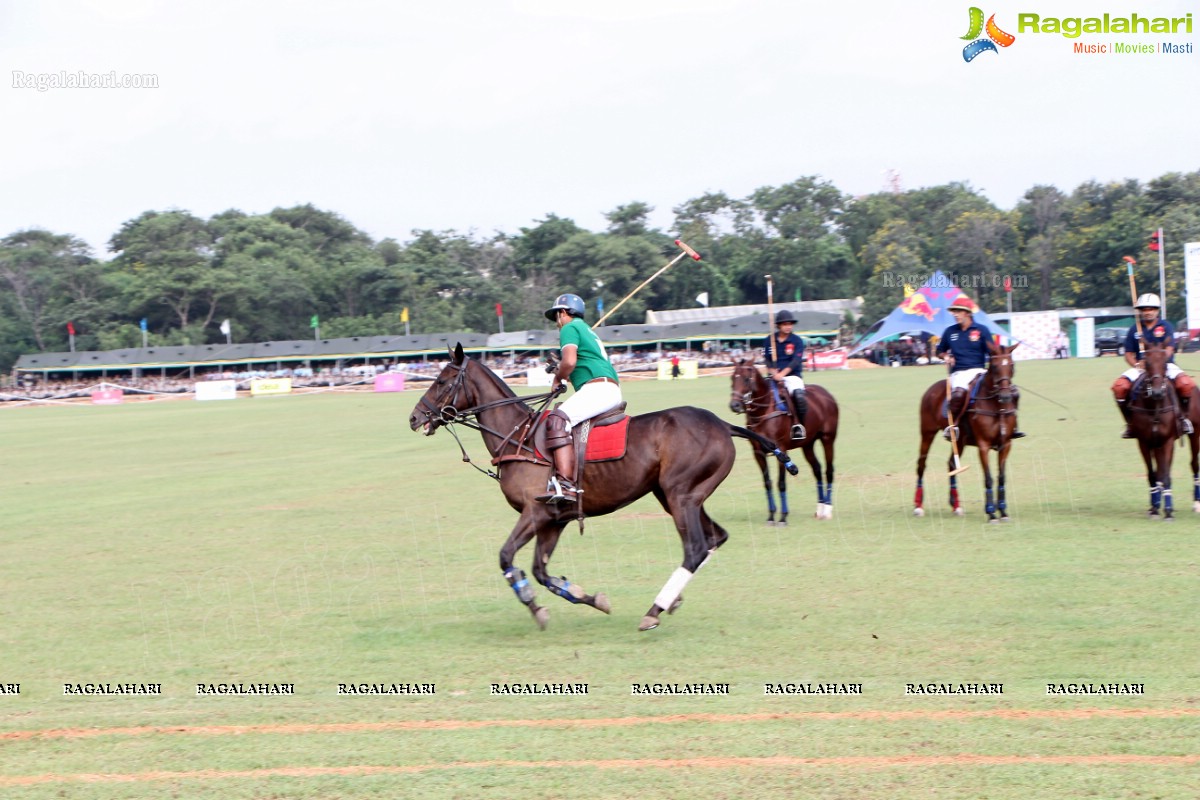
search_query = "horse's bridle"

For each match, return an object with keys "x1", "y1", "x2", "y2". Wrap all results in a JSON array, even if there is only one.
[
  {"x1": 729, "y1": 364, "x2": 783, "y2": 424},
  {"x1": 414, "y1": 359, "x2": 563, "y2": 478}
]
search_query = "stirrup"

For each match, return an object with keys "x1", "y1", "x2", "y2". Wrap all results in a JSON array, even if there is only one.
[
  {"x1": 535, "y1": 476, "x2": 577, "y2": 505},
  {"x1": 791, "y1": 423, "x2": 806, "y2": 440},
  {"x1": 1182, "y1": 419, "x2": 1194, "y2": 435},
  {"x1": 942, "y1": 425, "x2": 959, "y2": 442},
  {"x1": 1010, "y1": 430, "x2": 1027, "y2": 439}
]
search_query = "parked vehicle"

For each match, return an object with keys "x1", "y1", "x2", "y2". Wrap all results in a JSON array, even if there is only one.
[{"x1": 1094, "y1": 328, "x2": 1125, "y2": 356}]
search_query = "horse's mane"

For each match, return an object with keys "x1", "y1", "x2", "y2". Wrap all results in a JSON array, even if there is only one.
[{"x1": 467, "y1": 356, "x2": 532, "y2": 412}]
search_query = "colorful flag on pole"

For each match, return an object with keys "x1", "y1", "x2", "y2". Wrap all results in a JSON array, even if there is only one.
[
  {"x1": 596, "y1": 297, "x2": 604, "y2": 314},
  {"x1": 219, "y1": 319, "x2": 231, "y2": 336},
  {"x1": 495, "y1": 303, "x2": 503, "y2": 317},
  {"x1": 67, "y1": 321, "x2": 76, "y2": 336},
  {"x1": 695, "y1": 292, "x2": 709, "y2": 307},
  {"x1": 139, "y1": 318, "x2": 147, "y2": 332},
  {"x1": 310, "y1": 314, "x2": 319, "y2": 329},
  {"x1": 401, "y1": 307, "x2": 409, "y2": 323}
]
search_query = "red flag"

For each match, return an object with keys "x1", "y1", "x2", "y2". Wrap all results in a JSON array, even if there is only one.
[
  {"x1": 1003, "y1": 276, "x2": 1012, "y2": 293},
  {"x1": 1149, "y1": 231, "x2": 1160, "y2": 252},
  {"x1": 495, "y1": 303, "x2": 503, "y2": 317},
  {"x1": 67, "y1": 321, "x2": 76, "y2": 336}
]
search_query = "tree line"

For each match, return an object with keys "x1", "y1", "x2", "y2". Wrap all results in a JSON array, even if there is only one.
[{"x1": 3, "y1": 171, "x2": 1200, "y2": 372}]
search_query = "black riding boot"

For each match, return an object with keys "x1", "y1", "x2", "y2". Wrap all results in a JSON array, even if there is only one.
[
  {"x1": 1118, "y1": 399, "x2": 1134, "y2": 439},
  {"x1": 1180, "y1": 394, "x2": 1194, "y2": 436},
  {"x1": 1009, "y1": 386, "x2": 1027, "y2": 439},
  {"x1": 791, "y1": 389, "x2": 808, "y2": 440},
  {"x1": 944, "y1": 388, "x2": 967, "y2": 441}
]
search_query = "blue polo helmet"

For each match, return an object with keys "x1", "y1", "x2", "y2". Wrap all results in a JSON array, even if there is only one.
[{"x1": 544, "y1": 293, "x2": 586, "y2": 321}]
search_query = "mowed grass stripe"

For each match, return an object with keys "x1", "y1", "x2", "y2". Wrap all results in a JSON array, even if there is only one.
[
  {"x1": 3, "y1": 707, "x2": 1198, "y2": 741},
  {"x1": 3, "y1": 754, "x2": 1200, "y2": 786}
]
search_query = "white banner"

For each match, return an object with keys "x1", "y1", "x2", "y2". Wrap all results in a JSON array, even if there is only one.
[
  {"x1": 196, "y1": 380, "x2": 237, "y2": 401},
  {"x1": 1186, "y1": 241, "x2": 1200, "y2": 332},
  {"x1": 1008, "y1": 311, "x2": 1060, "y2": 360},
  {"x1": 1074, "y1": 317, "x2": 1095, "y2": 359},
  {"x1": 526, "y1": 368, "x2": 553, "y2": 387}
]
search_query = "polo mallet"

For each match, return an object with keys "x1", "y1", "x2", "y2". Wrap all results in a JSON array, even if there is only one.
[
  {"x1": 946, "y1": 371, "x2": 968, "y2": 476},
  {"x1": 765, "y1": 274, "x2": 779, "y2": 367},
  {"x1": 1125, "y1": 256, "x2": 1144, "y2": 357},
  {"x1": 591, "y1": 239, "x2": 701, "y2": 329}
]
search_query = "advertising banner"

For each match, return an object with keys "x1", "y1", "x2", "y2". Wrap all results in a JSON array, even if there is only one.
[
  {"x1": 90, "y1": 388, "x2": 124, "y2": 405},
  {"x1": 195, "y1": 380, "x2": 237, "y2": 401},
  {"x1": 250, "y1": 378, "x2": 293, "y2": 396},
  {"x1": 373, "y1": 373, "x2": 405, "y2": 392}
]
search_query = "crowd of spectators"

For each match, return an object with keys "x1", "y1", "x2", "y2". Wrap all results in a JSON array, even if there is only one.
[{"x1": 2, "y1": 348, "x2": 767, "y2": 403}]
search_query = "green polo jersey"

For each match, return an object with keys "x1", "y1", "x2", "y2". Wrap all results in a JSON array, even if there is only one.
[{"x1": 560, "y1": 317, "x2": 618, "y2": 390}]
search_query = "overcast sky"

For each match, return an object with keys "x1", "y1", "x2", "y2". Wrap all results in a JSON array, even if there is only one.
[{"x1": 2, "y1": 0, "x2": 1197, "y2": 256}]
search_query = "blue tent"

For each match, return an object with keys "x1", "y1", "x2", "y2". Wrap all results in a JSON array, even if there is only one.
[{"x1": 850, "y1": 271, "x2": 1012, "y2": 355}]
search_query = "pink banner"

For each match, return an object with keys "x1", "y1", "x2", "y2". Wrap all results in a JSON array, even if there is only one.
[
  {"x1": 90, "y1": 388, "x2": 124, "y2": 405},
  {"x1": 807, "y1": 351, "x2": 847, "y2": 370},
  {"x1": 374, "y1": 372, "x2": 405, "y2": 392}
]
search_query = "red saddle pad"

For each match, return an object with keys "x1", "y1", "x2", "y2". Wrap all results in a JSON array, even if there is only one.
[{"x1": 585, "y1": 416, "x2": 629, "y2": 462}]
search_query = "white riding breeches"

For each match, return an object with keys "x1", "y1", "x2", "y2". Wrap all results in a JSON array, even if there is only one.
[
  {"x1": 949, "y1": 368, "x2": 986, "y2": 392},
  {"x1": 781, "y1": 375, "x2": 806, "y2": 394},
  {"x1": 559, "y1": 381, "x2": 623, "y2": 428},
  {"x1": 1122, "y1": 363, "x2": 1183, "y2": 382}
]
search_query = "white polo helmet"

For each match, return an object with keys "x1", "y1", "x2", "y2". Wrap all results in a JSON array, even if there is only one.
[{"x1": 1134, "y1": 293, "x2": 1161, "y2": 309}]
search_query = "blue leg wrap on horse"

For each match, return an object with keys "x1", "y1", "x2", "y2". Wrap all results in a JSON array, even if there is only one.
[
  {"x1": 546, "y1": 575, "x2": 581, "y2": 603},
  {"x1": 504, "y1": 568, "x2": 536, "y2": 604},
  {"x1": 780, "y1": 490, "x2": 789, "y2": 515},
  {"x1": 766, "y1": 491, "x2": 776, "y2": 514}
]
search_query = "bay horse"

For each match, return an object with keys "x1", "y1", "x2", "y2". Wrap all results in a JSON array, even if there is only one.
[
  {"x1": 728, "y1": 359, "x2": 839, "y2": 522},
  {"x1": 1184, "y1": 379, "x2": 1200, "y2": 514},
  {"x1": 1128, "y1": 340, "x2": 1180, "y2": 520},
  {"x1": 408, "y1": 345, "x2": 796, "y2": 632},
  {"x1": 914, "y1": 344, "x2": 1018, "y2": 522}
]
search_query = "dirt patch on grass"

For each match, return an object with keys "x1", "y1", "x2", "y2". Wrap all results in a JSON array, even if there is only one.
[
  {"x1": 4, "y1": 708, "x2": 1196, "y2": 741},
  {"x1": 3, "y1": 754, "x2": 1199, "y2": 786}
]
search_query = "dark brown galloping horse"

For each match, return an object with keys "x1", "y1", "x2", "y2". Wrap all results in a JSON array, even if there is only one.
[
  {"x1": 1183, "y1": 373, "x2": 1200, "y2": 514},
  {"x1": 728, "y1": 359, "x2": 839, "y2": 523},
  {"x1": 914, "y1": 344, "x2": 1019, "y2": 522},
  {"x1": 409, "y1": 345, "x2": 795, "y2": 631},
  {"x1": 1128, "y1": 340, "x2": 1180, "y2": 520}
]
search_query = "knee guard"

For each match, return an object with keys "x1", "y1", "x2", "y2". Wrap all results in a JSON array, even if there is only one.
[
  {"x1": 545, "y1": 409, "x2": 571, "y2": 451},
  {"x1": 1112, "y1": 377, "x2": 1132, "y2": 402},
  {"x1": 1175, "y1": 374, "x2": 1196, "y2": 402}
]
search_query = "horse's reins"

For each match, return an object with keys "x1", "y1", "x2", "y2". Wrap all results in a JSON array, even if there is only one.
[
  {"x1": 732, "y1": 367, "x2": 789, "y2": 426},
  {"x1": 420, "y1": 362, "x2": 562, "y2": 480}
]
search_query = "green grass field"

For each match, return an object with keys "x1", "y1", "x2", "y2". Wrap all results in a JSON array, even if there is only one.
[{"x1": 2, "y1": 355, "x2": 1198, "y2": 798}]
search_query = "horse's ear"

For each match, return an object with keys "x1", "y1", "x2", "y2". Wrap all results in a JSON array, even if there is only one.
[
  {"x1": 452, "y1": 343, "x2": 465, "y2": 365},
  {"x1": 1007, "y1": 342, "x2": 1019, "y2": 354}
]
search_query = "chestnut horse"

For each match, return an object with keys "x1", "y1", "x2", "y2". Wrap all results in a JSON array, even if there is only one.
[
  {"x1": 728, "y1": 359, "x2": 839, "y2": 522},
  {"x1": 914, "y1": 344, "x2": 1019, "y2": 522},
  {"x1": 409, "y1": 345, "x2": 796, "y2": 631},
  {"x1": 1127, "y1": 340, "x2": 1181, "y2": 520}
]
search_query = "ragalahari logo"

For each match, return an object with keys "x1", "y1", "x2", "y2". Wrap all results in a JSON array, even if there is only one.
[{"x1": 962, "y1": 7, "x2": 1016, "y2": 61}]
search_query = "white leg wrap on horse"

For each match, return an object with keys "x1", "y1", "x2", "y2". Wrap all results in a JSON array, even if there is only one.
[{"x1": 654, "y1": 567, "x2": 694, "y2": 612}]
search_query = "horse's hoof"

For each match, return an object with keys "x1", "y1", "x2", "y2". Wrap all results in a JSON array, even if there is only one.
[
  {"x1": 988, "y1": 518, "x2": 1000, "y2": 524},
  {"x1": 592, "y1": 592, "x2": 611, "y2": 614},
  {"x1": 638, "y1": 615, "x2": 660, "y2": 631},
  {"x1": 913, "y1": 507, "x2": 925, "y2": 517},
  {"x1": 764, "y1": 519, "x2": 775, "y2": 527},
  {"x1": 533, "y1": 606, "x2": 549, "y2": 630},
  {"x1": 667, "y1": 596, "x2": 684, "y2": 615},
  {"x1": 1192, "y1": 501, "x2": 1200, "y2": 513},
  {"x1": 953, "y1": 507, "x2": 965, "y2": 517}
]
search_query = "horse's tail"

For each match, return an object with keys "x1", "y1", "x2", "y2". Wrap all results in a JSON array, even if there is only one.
[{"x1": 728, "y1": 423, "x2": 799, "y2": 475}]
